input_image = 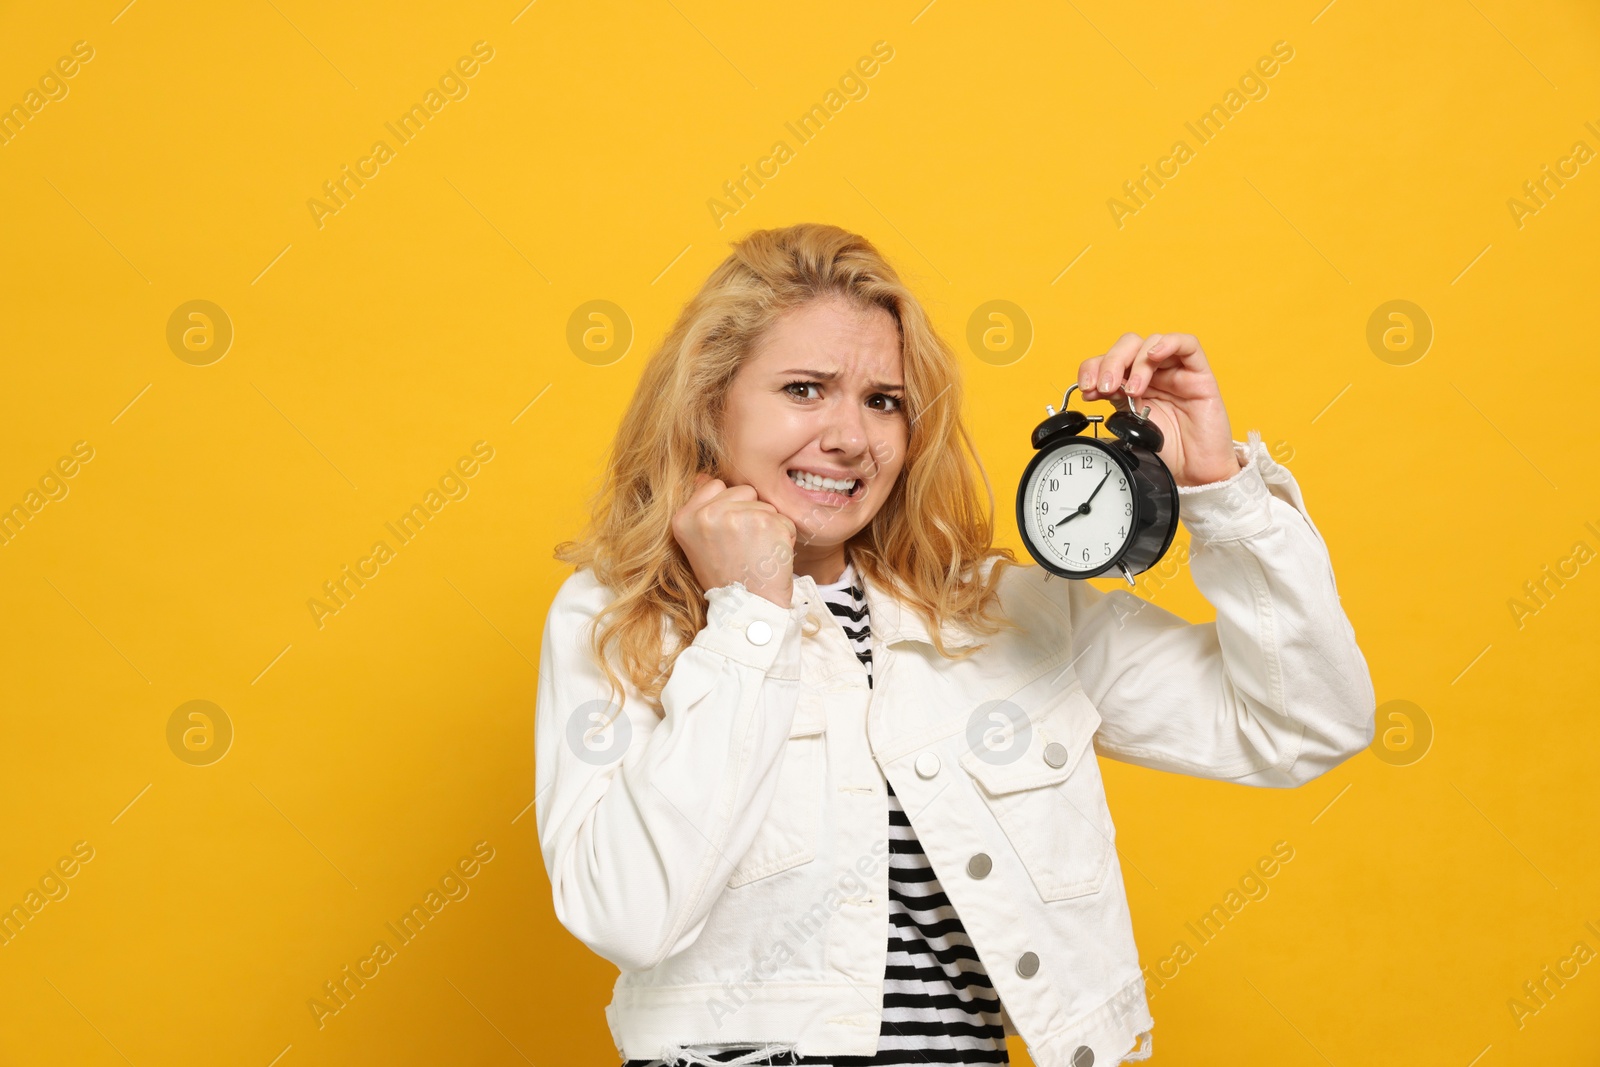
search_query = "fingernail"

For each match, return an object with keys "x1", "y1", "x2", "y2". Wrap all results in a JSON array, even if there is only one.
[{"x1": 1100, "y1": 378, "x2": 1112, "y2": 391}]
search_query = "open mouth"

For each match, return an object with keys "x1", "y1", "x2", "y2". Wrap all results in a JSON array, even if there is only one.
[{"x1": 787, "y1": 469, "x2": 862, "y2": 497}]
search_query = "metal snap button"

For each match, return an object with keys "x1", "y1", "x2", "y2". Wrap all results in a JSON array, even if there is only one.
[
  {"x1": 1016, "y1": 951, "x2": 1040, "y2": 977},
  {"x1": 746, "y1": 620, "x2": 772, "y2": 646},
  {"x1": 914, "y1": 752, "x2": 941, "y2": 778},
  {"x1": 1043, "y1": 741, "x2": 1069, "y2": 768},
  {"x1": 967, "y1": 853, "x2": 992, "y2": 879},
  {"x1": 1071, "y1": 1045, "x2": 1094, "y2": 1067}
]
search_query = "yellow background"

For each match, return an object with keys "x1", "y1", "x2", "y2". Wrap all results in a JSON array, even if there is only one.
[{"x1": 1, "y1": 1, "x2": 1596, "y2": 1063}]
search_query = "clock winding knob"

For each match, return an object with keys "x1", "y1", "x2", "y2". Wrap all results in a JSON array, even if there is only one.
[{"x1": 1106, "y1": 403, "x2": 1164, "y2": 452}]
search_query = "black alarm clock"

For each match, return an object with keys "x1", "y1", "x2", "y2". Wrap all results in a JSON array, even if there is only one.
[{"x1": 1015, "y1": 383, "x2": 1181, "y2": 585}]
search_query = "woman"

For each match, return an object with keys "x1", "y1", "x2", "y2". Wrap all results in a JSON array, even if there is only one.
[{"x1": 536, "y1": 223, "x2": 1374, "y2": 1067}]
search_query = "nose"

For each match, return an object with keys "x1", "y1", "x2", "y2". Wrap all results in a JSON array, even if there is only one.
[{"x1": 818, "y1": 398, "x2": 869, "y2": 459}]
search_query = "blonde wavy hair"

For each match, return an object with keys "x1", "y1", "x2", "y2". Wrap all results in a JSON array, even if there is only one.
[{"x1": 555, "y1": 222, "x2": 1019, "y2": 710}]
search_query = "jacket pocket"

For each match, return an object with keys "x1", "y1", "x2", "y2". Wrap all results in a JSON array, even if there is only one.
[
  {"x1": 958, "y1": 685, "x2": 1115, "y2": 901},
  {"x1": 726, "y1": 697, "x2": 828, "y2": 889}
]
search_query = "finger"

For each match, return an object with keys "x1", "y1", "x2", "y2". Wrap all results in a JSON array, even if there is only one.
[
  {"x1": 684, "y1": 474, "x2": 728, "y2": 510},
  {"x1": 1124, "y1": 333, "x2": 1170, "y2": 396},
  {"x1": 726, "y1": 502, "x2": 797, "y2": 549},
  {"x1": 1100, "y1": 332, "x2": 1156, "y2": 395},
  {"x1": 1081, "y1": 333, "x2": 1145, "y2": 398},
  {"x1": 1077, "y1": 355, "x2": 1104, "y2": 396},
  {"x1": 700, "y1": 487, "x2": 762, "y2": 523},
  {"x1": 731, "y1": 495, "x2": 795, "y2": 524},
  {"x1": 708, "y1": 483, "x2": 759, "y2": 506},
  {"x1": 1148, "y1": 332, "x2": 1206, "y2": 371},
  {"x1": 1079, "y1": 355, "x2": 1118, "y2": 398}
]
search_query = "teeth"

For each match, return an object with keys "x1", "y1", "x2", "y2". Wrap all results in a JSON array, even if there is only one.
[{"x1": 788, "y1": 470, "x2": 857, "y2": 494}]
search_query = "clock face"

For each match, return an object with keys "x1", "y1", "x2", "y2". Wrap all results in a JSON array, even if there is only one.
[{"x1": 1022, "y1": 440, "x2": 1136, "y2": 573}]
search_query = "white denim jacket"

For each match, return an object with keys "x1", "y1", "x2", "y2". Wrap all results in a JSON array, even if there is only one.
[{"x1": 535, "y1": 430, "x2": 1376, "y2": 1067}]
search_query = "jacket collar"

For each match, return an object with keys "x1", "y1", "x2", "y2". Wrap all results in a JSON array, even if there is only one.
[{"x1": 795, "y1": 562, "x2": 980, "y2": 650}]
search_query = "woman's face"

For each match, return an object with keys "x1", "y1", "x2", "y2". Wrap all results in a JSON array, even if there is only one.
[{"x1": 720, "y1": 294, "x2": 909, "y2": 580}]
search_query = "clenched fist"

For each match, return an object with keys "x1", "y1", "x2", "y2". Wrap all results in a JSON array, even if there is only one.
[{"x1": 672, "y1": 473, "x2": 797, "y2": 608}]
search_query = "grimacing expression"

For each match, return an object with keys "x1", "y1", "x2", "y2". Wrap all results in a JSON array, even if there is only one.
[{"x1": 720, "y1": 295, "x2": 909, "y2": 557}]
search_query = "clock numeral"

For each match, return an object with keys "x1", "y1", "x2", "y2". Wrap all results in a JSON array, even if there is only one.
[
  {"x1": 1038, "y1": 500, "x2": 1049, "y2": 515},
  {"x1": 1045, "y1": 525, "x2": 1055, "y2": 539},
  {"x1": 1082, "y1": 548, "x2": 1089, "y2": 562},
  {"x1": 1118, "y1": 477, "x2": 1126, "y2": 489},
  {"x1": 1080, "y1": 455, "x2": 1092, "y2": 469},
  {"x1": 1048, "y1": 478, "x2": 1059, "y2": 491},
  {"x1": 1123, "y1": 502, "x2": 1131, "y2": 516}
]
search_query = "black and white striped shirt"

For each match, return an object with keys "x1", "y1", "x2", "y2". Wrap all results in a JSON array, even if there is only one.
[
  {"x1": 623, "y1": 562, "x2": 1008, "y2": 1065},
  {"x1": 814, "y1": 561, "x2": 1008, "y2": 1065}
]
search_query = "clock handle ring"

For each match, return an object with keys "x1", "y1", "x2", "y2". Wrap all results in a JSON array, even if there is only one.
[{"x1": 1061, "y1": 381, "x2": 1151, "y2": 422}]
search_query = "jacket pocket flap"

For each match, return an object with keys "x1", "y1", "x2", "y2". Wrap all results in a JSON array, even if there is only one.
[{"x1": 958, "y1": 687, "x2": 1100, "y2": 795}]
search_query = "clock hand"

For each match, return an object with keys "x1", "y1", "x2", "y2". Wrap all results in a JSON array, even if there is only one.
[
  {"x1": 1084, "y1": 469, "x2": 1112, "y2": 504},
  {"x1": 1051, "y1": 469, "x2": 1113, "y2": 528},
  {"x1": 1052, "y1": 506, "x2": 1086, "y2": 529}
]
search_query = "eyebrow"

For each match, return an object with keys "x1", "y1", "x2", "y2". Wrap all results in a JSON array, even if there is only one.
[{"x1": 779, "y1": 368, "x2": 905, "y2": 391}]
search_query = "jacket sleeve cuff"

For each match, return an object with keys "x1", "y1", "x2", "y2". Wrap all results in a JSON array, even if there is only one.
[
  {"x1": 692, "y1": 580, "x2": 805, "y2": 678},
  {"x1": 1176, "y1": 429, "x2": 1275, "y2": 543}
]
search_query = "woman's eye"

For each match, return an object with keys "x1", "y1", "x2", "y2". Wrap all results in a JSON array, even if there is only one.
[{"x1": 784, "y1": 383, "x2": 902, "y2": 412}]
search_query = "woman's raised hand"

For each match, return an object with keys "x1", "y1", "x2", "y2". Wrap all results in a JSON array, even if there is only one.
[
  {"x1": 671, "y1": 473, "x2": 797, "y2": 608},
  {"x1": 1078, "y1": 332, "x2": 1244, "y2": 488}
]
